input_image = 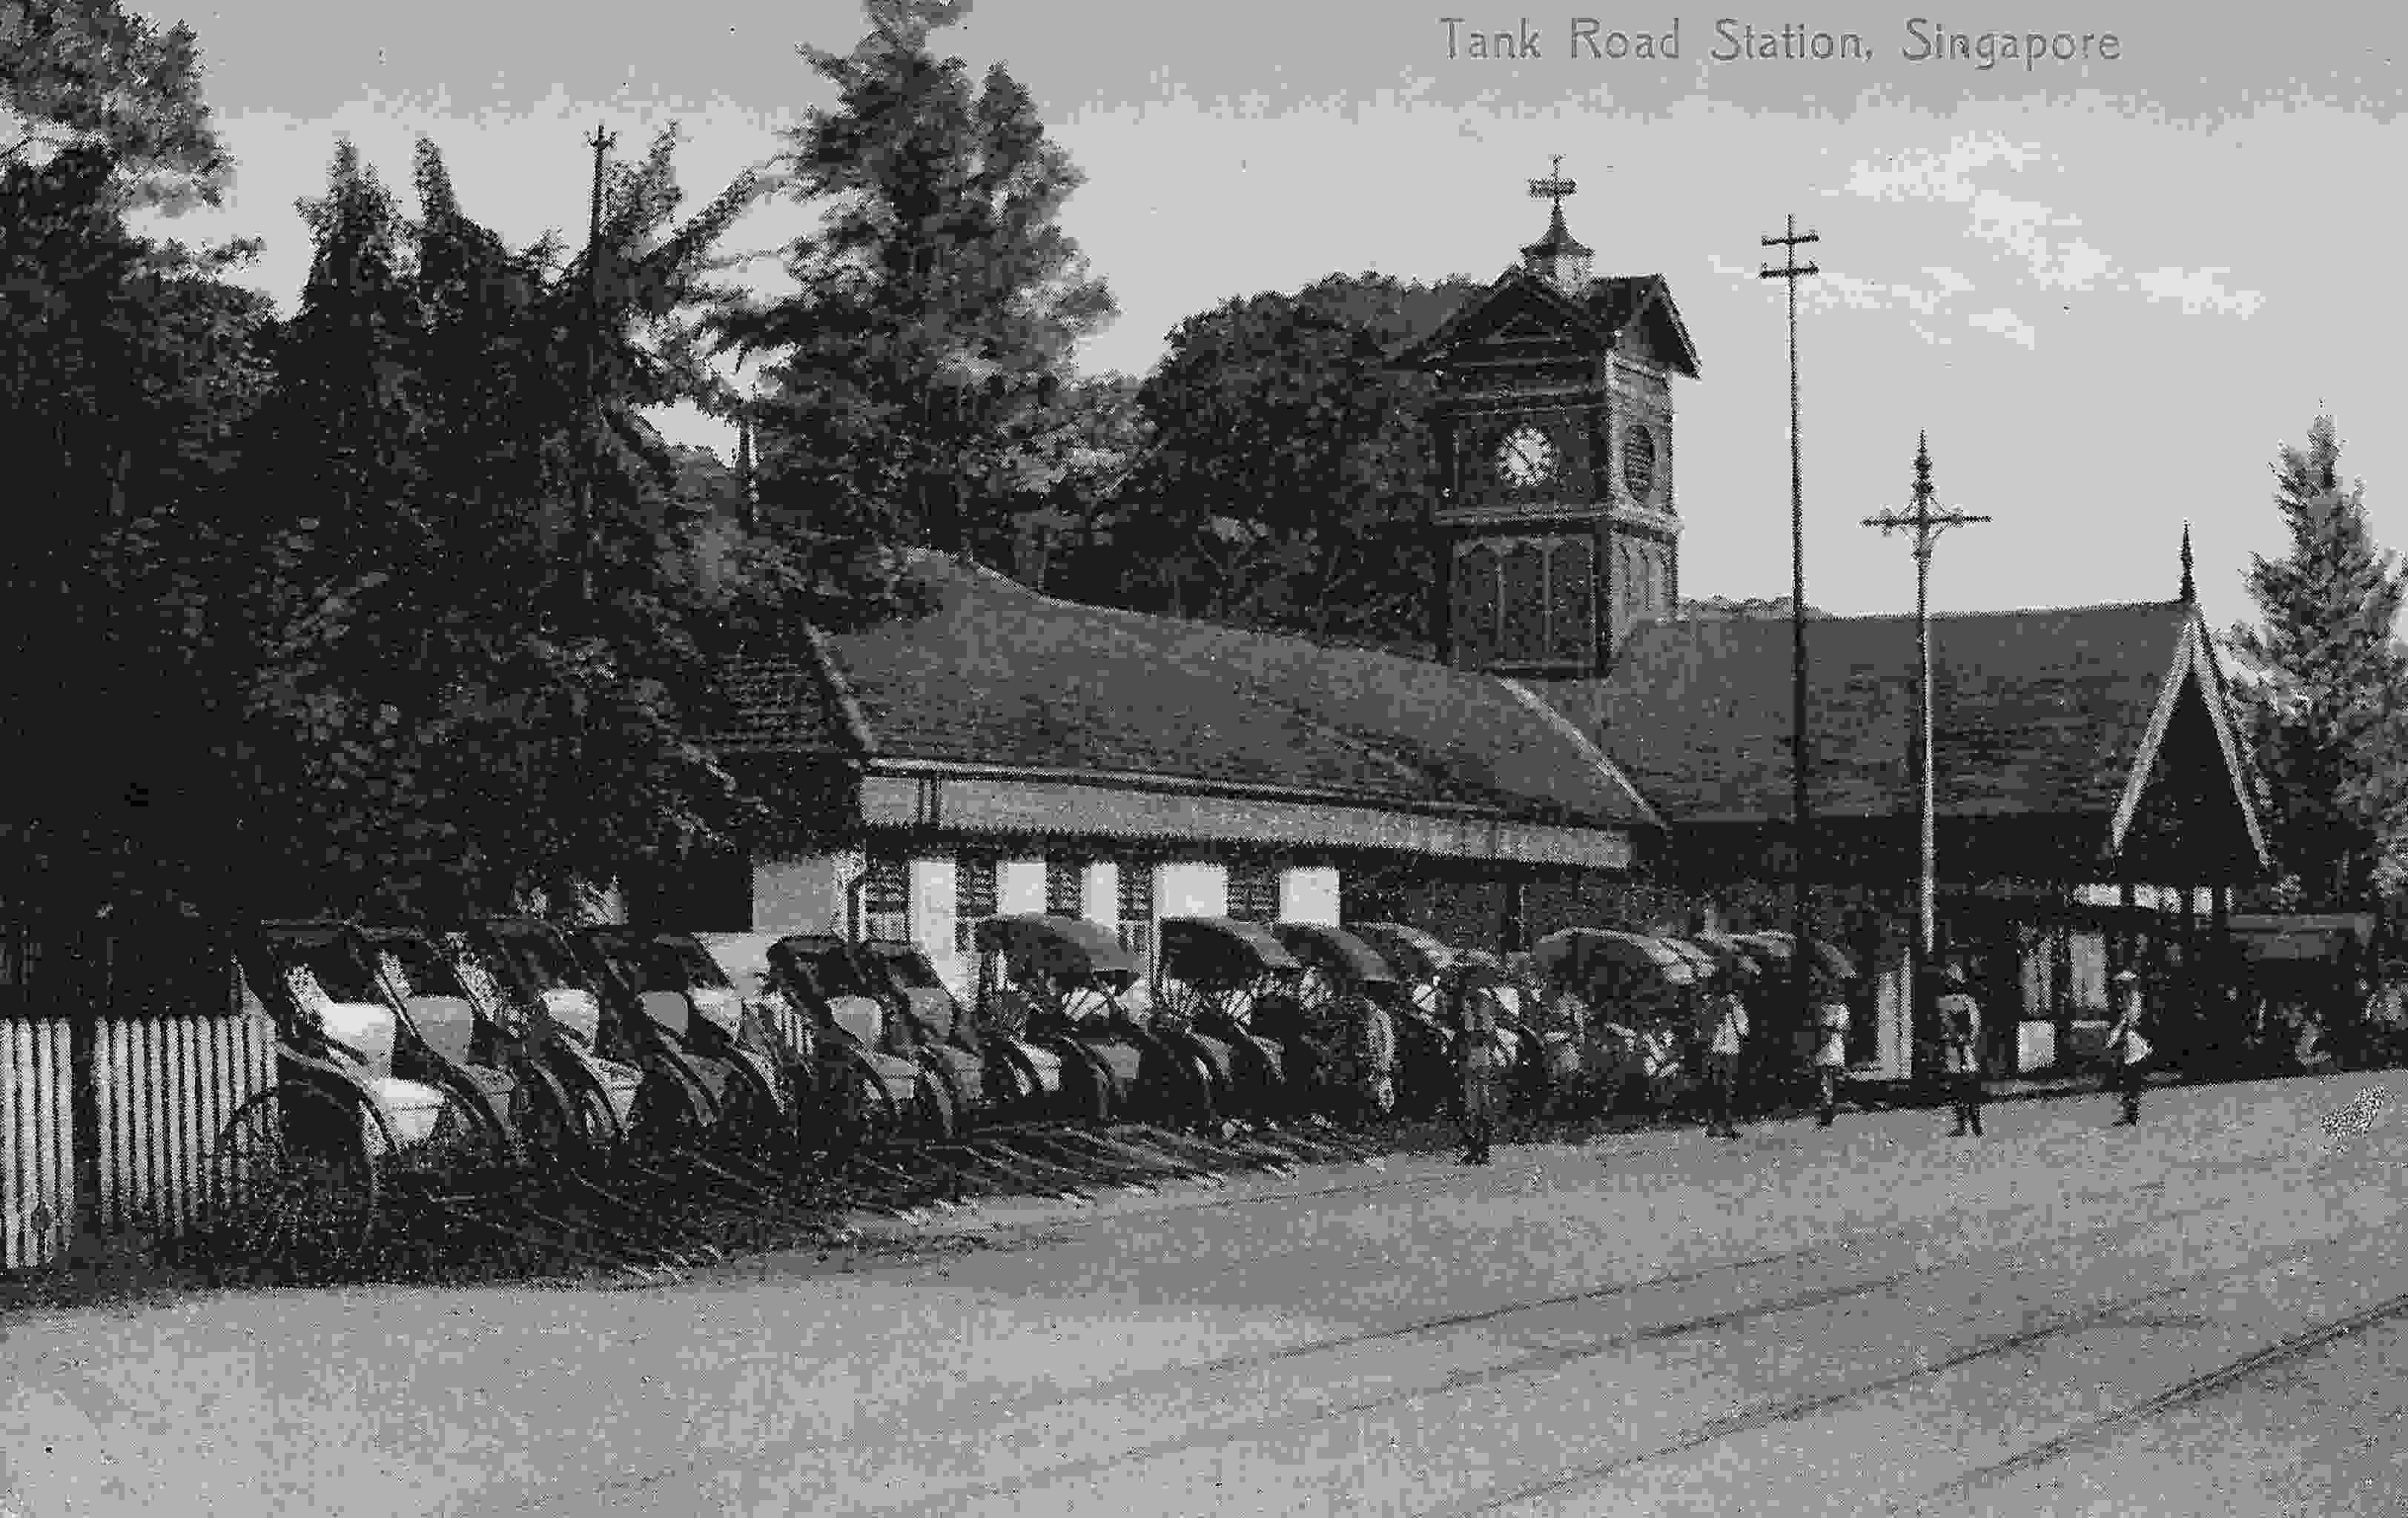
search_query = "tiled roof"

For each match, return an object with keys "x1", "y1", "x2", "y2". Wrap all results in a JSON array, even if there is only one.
[
  {"x1": 1535, "y1": 601, "x2": 2199, "y2": 826},
  {"x1": 713, "y1": 555, "x2": 1656, "y2": 832}
]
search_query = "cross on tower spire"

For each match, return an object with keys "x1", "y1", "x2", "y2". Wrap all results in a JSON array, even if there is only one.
[
  {"x1": 1521, "y1": 156, "x2": 1593, "y2": 292},
  {"x1": 1528, "y1": 155, "x2": 1577, "y2": 213}
]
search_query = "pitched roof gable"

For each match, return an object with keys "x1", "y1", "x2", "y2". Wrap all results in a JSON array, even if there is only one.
[
  {"x1": 1392, "y1": 265, "x2": 1614, "y2": 365},
  {"x1": 1541, "y1": 600, "x2": 2257, "y2": 855},
  {"x1": 1392, "y1": 268, "x2": 1700, "y2": 377},
  {"x1": 715, "y1": 556, "x2": 1658, "y2": 833}
]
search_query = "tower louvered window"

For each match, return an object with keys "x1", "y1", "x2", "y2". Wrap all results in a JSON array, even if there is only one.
[{"x1": 954, "y1": 854, "x2": 998, "y2": 953}]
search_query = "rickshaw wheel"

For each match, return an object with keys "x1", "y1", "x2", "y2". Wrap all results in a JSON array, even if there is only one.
[
  {"x1": 630, "y1": 1073, "x2": 707, "y2": 1153},
  {"x1": 207, "y1": 1081, "x2": 380, "y2": 1277},
  {"x1": 1161, "y1": 1050, "x2": 1219, "y2": 1129},
  {"x1": 506, "y1": 1061, "x2": 576, "y2": 1162},
  {"x1": 833, "y1": 1061, "x2": 903, "y2": 1150},
  {"x1": 909, "y1": 1073, "x2": 958, "y2": 1141},
  {"x1": 562, "y1": 1064, "x2": 626, "y2": 1152},
  {"x1": 407, "y1": 1087, "x2": 514, "y2": 1176},
  {"x1": 1056, "y1": 1046, "x2": 1114, "y2": 1124},
  {"x1": 718, "y1": 1062, "x2": 790, "y2": 1150}
]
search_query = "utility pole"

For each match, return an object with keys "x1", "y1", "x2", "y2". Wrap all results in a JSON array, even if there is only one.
[
  {"x1": 579, "y1": 124, "x2": 616, "y2": 607},
  {"x1": 1862, "y1": 434, "x2": 1991, "y2": 1073},
  {"x1": 1761, "y1": 215, "x2": 1819, "y2": 1028}
]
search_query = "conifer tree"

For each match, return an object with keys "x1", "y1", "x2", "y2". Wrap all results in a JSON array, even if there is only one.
[
  {"x1": 710, "y1": 0, "x2": 1116, "y2": 569},
  {"x1": 2229, "y1": 415, "x2": 2408, "y2": 907}
]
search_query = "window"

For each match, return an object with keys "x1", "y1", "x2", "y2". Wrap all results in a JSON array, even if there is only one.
[
  {"x1": 864, "y1": 857, "x2": 909, "y2": 915},
  {"x1": 1548, "y1": 538, "x2": 1595, "y2": 664},
  {"x1": 1499, "y1": 542, "x2": 1547, "y2": 661},
  {"x1": 1117, "y1": 861, "x2": 1155, "y2": 958},
  {"x1": 1228, "y1": 862, "x2": 1280, "y2": 924},
  {"x1": 1046, "y1": 858, "x2": 1085, "y2": 918},
  {"x1": 954, "y1": 854, "x2": 998, "y2": 953},
  {"x1": 1452, "y1": 543, "x2": 1500, "y2": 666},
  {"x1": 863, "y1": 855, "x2": 910, "y2": 941}
]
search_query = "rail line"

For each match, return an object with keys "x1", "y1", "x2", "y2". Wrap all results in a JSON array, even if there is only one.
[
  {"x1": 529, "y1": 1175, "x2": 2253, "y2": 1516},
  {"x1": 1896, "y1": 1275, "x2": 2408, "y2": 1512}
]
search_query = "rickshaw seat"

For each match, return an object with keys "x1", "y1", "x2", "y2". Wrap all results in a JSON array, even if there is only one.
[
  {"x1": 541, "y1": 988, "x2": 603, "y2": 1047},
  {"x1": 318, "y1": 1001, "x2": 400, "y2": 1081},
  {"x1": 689, "y1": 986, "x2": 747, "y2": 1039},
  {"x1": 825, "y1": 993, "x2": 885, "y2": 1050},
  {"x1": 364, "y1": 1074, "x2": 452, "y2": 1147},
  {"x1": 639, "y1": 990, "x2": 692, "y2": 1039},
  {"x1": 405, "y1": 995, "x2": 478, "y2": 1069}
]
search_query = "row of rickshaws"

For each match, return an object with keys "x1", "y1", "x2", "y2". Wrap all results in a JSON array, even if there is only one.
[{"x1": 206, "y1": 915, "x2": 1856, "y2": 1282}]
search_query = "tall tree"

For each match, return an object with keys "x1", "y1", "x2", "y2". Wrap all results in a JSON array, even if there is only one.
[
  {"x1": 2229, "y1": 415, "x2": 2408, "y2": 907},
  {"x1": 0, "y1": 140, "x2": 276, "y2": 928},
  {"x1": 222, "y1": 133, "x2": 817, "y2": 920},
  {"x1": 711, "y1": 0, "x2": 1117, "y2": 568},
  {"x1": 0, "y1": 0, "x2": 231, "y2": 212},
  {"x1": 1114, "y1": 271, "x2": 1480, "y2": 653}
]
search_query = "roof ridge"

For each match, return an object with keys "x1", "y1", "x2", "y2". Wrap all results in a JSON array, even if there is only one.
[
  {"x1": 1499, "y1": 678, "x2": 1664, "y2": 829},
  {"x1": 1658, "y1": 597, "x2": 2184, "y2": 626},
  {"x1": 801, "y1": 624, "x2": 878, "y2": 755},
  {"x1": 950, "y1": 552, "x2": 1482, "y2": 682}
]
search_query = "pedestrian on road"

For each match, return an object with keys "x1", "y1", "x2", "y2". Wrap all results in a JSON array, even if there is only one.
[
  {"x1": 1698, "y1": 961, "x2": 1750, "y2": 1138},
  {"x1": 2106, "y1": 968, "x2": 2152, "y2": 1126},
  {"x1": 1937, "y1": 964, "x2": 1985, "y2": 1137},
  {"x1": 1812, "y1": 973, "x2": 1850, "y2": 1128},
  {"x1": 1451, "y1": 962, "x2": 1499, "y2": 1165}
]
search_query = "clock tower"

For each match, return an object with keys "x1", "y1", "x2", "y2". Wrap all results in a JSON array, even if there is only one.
[{"x1": 1393, "y1": 159, "x2": 1699, "y2": 676}]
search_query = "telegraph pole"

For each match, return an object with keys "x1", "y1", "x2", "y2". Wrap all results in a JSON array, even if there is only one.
[
  {"x1": 579, "y1": 124, "x2": 616, "y2": 606},
  {"x1": 1862, "y1": 434, "x2": 1991, "y2": 1070},
  {"x1": 1761, "y1": 216, "x2": 1819, "y2": 1024}
]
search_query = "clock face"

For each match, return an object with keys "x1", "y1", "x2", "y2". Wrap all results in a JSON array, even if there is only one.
[
  {"x1": 1496, "y1": 424, "x2": 1558, "y2": 488},
  {"x1": 1622, "y1": 425, "x2": 1658, "y2": 500}
]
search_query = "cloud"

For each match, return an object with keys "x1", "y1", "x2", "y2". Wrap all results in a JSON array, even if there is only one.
[
  {"x1": 2131, "y1": 265, "x2": 2266, "y2": 318},
  {"x1": 1845, "y1": 134, "x2": 2263, "y2": 327},
  {"x1": 1967, "y1": 308, "x2": 2037, "y2": 348},
  {"x1": 1712, "y1": 251, "x2": 1963, "y2": 323}
]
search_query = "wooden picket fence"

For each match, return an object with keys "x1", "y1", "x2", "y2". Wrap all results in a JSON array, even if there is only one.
[{"x1": 2, "y1": 994, "x2": 277, "y2": 1271}]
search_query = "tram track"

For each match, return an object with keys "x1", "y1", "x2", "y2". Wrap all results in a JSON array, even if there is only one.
[
  {"x1": 1893, "y1": 1274, "x2": 2408, "y2": 1513},
  {"x1": 531, "y1": 1158, "x2": 2263, "y2": 1516}
]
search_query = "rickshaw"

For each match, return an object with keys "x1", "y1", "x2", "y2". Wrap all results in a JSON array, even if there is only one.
[
  {"x1": 211, "y1": 921, "x2": 492, "y2": 1265},
  {"x1": 760, "y1": 932, "x2": 958, "y2": 1140},
  {"x1": 1154, "y1": 917, "x2": 1317, "y2": 1121},
  {"x1": 973, "y1": 915, "x2": 1220, "y2": 1126},
  {"x1": 441, "y1": 918, "x2": 649, "y2": 1151},
  {"x1": 572, "y1": 927, "x2": 795, "y2": 1147},
  {"x1": 849, "y1": 935, "x2": 1002, "y2": 1124},
  {"x1": 1532, "y1": 927, "x2": 1702, "y2": 1119},
  {"x1": 1266, "y1": 921, "x2": 1401, "y2": 1121},
  {"x1": 1345, "y1": 921, "x2": 1469, "y2": 1118}
]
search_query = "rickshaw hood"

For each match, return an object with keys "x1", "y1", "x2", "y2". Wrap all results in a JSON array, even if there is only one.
[{"x1": 976, "y1": 914, "x2": 1147, "y2": 981}]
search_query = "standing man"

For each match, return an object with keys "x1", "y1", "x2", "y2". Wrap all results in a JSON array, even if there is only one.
[
  {"x1": 1937, "y1": 964, "x2": 1985, "y2": 1137},
  {"x1": 1452, "y1": 962, "x2": 1500, "y2": 1164},
  {"x1": 1698, "y1": 960, "x2": 1750, "y2": 1138},
  {"x1": 2106, "y1": 967, "x2": 2152, "y2": 1125},
  {"x1": 1811, "y1": 970, "x2": 1850, "y2": 1128}
]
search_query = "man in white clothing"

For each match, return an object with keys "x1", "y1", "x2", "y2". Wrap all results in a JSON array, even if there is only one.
[{"x1": 1698, "y1": 964, "x2": 1750, "y2": 1138}]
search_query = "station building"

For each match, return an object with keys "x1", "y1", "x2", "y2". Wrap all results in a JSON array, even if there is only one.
[{"x1": 656, "y1": 170, "x2": 2269, "y2": 1078}]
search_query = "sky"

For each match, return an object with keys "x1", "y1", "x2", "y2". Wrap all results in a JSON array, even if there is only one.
[{"x1": 136, "y1": 0, "x2": 2408, "y2": 630}]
